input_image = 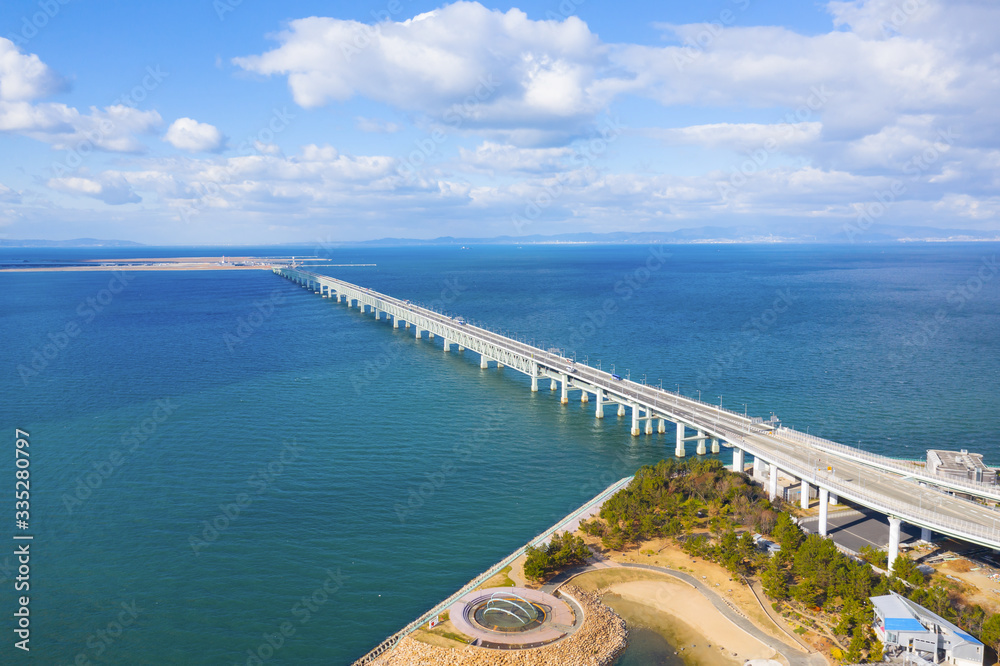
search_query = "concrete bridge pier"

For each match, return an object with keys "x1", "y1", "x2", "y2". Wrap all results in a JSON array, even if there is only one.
[
  {"x1": 768, "y1": 464, "x2": 779, "y2": 500},
  {"x1": 658, "y1": 418, "x2": 666, "y2": 434},
  {"x1": 595, "y1": 390, "x2": 604, "y2": 419},
  {"x1": 480, "y1": 355, "x2": 489, "y2": 369},
  {"x1": 443, "y1": 339, "x2": 451, "y2": 352},
  {"x1": 645, "y1": 412, "x2": 653, "y2": 435},
  {"x1": 696, "y1": 430, "x2": 707, "y2": 455},
  {"x1": 415, "y1": 327, "x2": 422, "y2": 339},
  {"x1": 675, "y1": 422, "x2": 686, "y2": 457},
  {"x1": 551, "y1": 378, "x2": 558, "y2": 391},
  {"x1": 921, "y1": 527, "x2": 932, "y2": 542},
  {"x1": 393, "y1": 317, "x2": 399, "y2": 329},
  {"x1": 630, "y1": 404, "x2": 641, "y2": 437},
  {"x1": 617, "y1": 404, "x2": 625, "y2": 417},
  {"x1": 560, "y1": 375, "x2": 569, "y2": 405},
  {"x1": 732, "y1": 447, "x2": 745, "y2": 474},
  {"x1": 818, "y1": 488, "x2": 829, "y2": 536},
  {"x1": 753, "y1": 457, "x2": 764, "y2": 479},
  {"x1": 373, "y1": 309, "x2": 380, "y2": 320},
  {"x1": 530, "y1": 369, "x2": 538, "y2": 392},
  {"x1": 405, "y1": 321, "x2": 411, "y2": 328},
  {"x1": 581, "y1": 389, "x2": 589, "y2": 403},
  {"x1": 829, "y1": 493, "x2": 839, "y2": 505},
  {"x1": 711, "y1": 438, "x2": 720, "y2": 454},
  {"x1": 458, "y1": 345, "x2": 464, "y2": 351},
  {"x1": 888, "y1": 517, "x2": 902, "y2": 573},
  {"x1": 428, "y1": 332, "x2": 434, "y2": 339},
  {"x1": 800, "y1": 479, "x2": 810, "y2": 509}
]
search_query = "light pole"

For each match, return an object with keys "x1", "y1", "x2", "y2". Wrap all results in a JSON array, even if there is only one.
[
  {"x1": 642, "y1": 373, "x2": 647, "y2": 385},
  {"x1": 696, "y1": 389, "x2": 701, "y2": 402},
  {"x1": 597, "y1": 360, "x2": 601, "y2": 370}
]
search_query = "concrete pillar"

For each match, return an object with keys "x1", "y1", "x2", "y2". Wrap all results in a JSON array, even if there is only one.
[
  {"x1": 373, "y1": 309, "x2": 380, "y2": 320},
  {"x1": 393, "y1": 317, "x2": 399, "y2": 329},
  {"x1": 888, "y1": 517, "x2": 902, "y2": 574},
  {"x1": 458, "y1": 345, "x2": 464, "y2": 351},
  {"x1": 531, "y1": 373, "x2": 539, "y2": 392},
  {"x1": 753, "y1": 457, "x2": 764, "y2": 480},
  {"x1": 480, "y1": 355, "x2": 489, "y2": 369},
  {"x1": 711, "y1": 438, "x2": 720, "y2": 454},
  {"x1": 819, "y1": 488, "x2": 829, "y2": 536},
  {"x1": 829, "y1": 493, "x2": 839, "y2": 506},
  {"x1": 560, "y1": 374, "x2": 569, "y2": 405},
  {"x1": 696, "y1": 429, "x2": 707, "y2": 455},
  {"x1": 631, "y1": 404, "x2": 641, "y2": 437},
  {"x1": 551, "y1": 378, "x2": 558, "y2": 391},
  {"x1": 800, "y1": 479, "x2": 810, "y2": 510},
  {"x1": 617, "y1": 404, "x2": 625, "y2": 417},
  {"x1": 497, "y1": 362, "x2": 503, "y2": 369},
  {"x1": 405, "y1": 321, "x2": 411, "y2": 328},
  {"x1": 645, "y1": 412, "x2": 653, "y2": 435},
  {"x1": 443, "y1": 339, "x2": 451, "y2": 352},
  {"x1": 732, "y1": 447, "x2": 745, "y2": 474},
  {"x1": 581, "y1": 389, "x2": 589, "y2": 403},
  {"x1": 595, "y1": 390, "x2": 604, "y2": 419},
  {"x1": 428, "y1": 332, "x2": 434, "y2": 339},
  {"x1": 415, "y1": 328, "x2": 422, "y2": 339},
  {"x1": 658, "y1": 418, "x2": 666, "y2": 434},
  {"x1": 769, "y1": 464, "x2": 779, "y2": 500},
  {"x1": 920, "y1": 527, "x2": 932, "y2": 543},
  {"x1": 675, "y1": 422, "x2": 686, "y2": 457}
]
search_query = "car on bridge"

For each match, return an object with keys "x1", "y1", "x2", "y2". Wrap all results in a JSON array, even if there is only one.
[{"x1": 611, "y1": 373, "x2": 622, "y2": 380}]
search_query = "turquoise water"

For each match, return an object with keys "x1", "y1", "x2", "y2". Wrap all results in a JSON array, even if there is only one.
[{"x1": 1, "y1": 243, "x2": 998, "y2": 664}]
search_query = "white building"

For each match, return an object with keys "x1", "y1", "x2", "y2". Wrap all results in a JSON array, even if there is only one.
[{"x1": 872, "y1": 592, "x2": 983, "y2": 666}]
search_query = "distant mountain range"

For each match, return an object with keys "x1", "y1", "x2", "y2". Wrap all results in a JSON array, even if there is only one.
[{"x1": 0, "y1": 238, "x2": 145, "y2": 247}]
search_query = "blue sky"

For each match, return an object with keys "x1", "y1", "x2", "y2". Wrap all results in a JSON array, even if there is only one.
[{"x1": 0, "y1": 0, "x2": 997, "y2": 244}]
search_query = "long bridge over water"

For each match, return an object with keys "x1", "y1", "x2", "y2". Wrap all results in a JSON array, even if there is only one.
[{"x1": 274, "y1": 267, "x2": 1000, "y2": 574}]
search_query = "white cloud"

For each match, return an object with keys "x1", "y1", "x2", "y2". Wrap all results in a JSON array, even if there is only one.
[
  {"x1": 651, "y1": 122, "x2": 823, "y2": 153},
  {"x1": 459, "y1": 142, "x2": 573, "y2": 174},
  {"x1": 164, "y1": 118, "x2": 225, "y2": 153},
  {"x1": 48, "y1": 174, "x2": 141, "y2": 205},
  {"x1": 0, "y1": 38, "x2": 63, "y2": 102},
  {"x1": 0, "y1": 182, "x2": 20, "y2": 203},
  {"x1": 355, "y1": 117, "x2": 401, "y2": 133}
]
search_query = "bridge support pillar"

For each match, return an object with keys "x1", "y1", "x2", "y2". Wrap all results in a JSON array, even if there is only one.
[
  {"x1": 696, "y1": 430, "x2": 707, "y2": 455},
  {"x1": 888, "y1": 517, "x2": 902, "y2": 574},
  {"x1": 551, "y1": 378, "x2": 558, "y2": 391},
  {"x1": 415, "y1": 328, "x2": 422, "y2": 339},
  {"x1": 829, "y1": 493, "x2": 839, "y2": 506},
  {"x1": 373, "y1": 309, "x2": 380, "y2": 320},
  {"x1": 617, "y1": 403, "x2": 625, "y2": 417},
  {"x1": 458, "y1": 345, "x2": 464, "y2": 352},
  {"x1": 645, "y1": 412, "x2": 653, "y2": 435},
  {"x1": 595, "y1": 390, "x2": 604, "y2": 419},
  {"x1": 443, "y1": 339, "x2": 451, "y2": 352},
  {"x1": 480, "y1": 355, "x2": 489, "y2": 369},
  {"x1": 658, "y1": 418, "x2": 666, "y2": 434},
  {"x1": 753, "y1": 457, "x2": 764, "y2": 480},
  {"x1": 920, "y1": 527, "x2": 932, "y2": 543},
  {"x1": 581, "y1": 389, "x2": 589, "y2": 403},
  {"x1": 675, "y1": 422, "x2": 686, "y2": 457},
  {"x1": 393, "y1": 317, "x2": 399, "y2": 329},
  {"x1": 428, "y1": 332, "x2": 434, "y2": 339},
  {"x1": 631, "y1": 404, "x2": 641, "y2": 437},
  {"x1": 405, "y1": 321, "x2": 410, "y2": 328},
  {"x1": 818, "y1": 489, "x2": 829, "y2": 536},
  {"x1": 711, "y1": 438, "x2": 720, "y2": 454},
  {"x1": 732, "y1": 447, "x2": 744, "y2": 474},
  {"x1": 769, "y1": 464, "x2": 779, "y2": 500},
  {"x1": 531, "y1": 373, "x2": 538, "y2": 392},
  {"x1": 800, "y1": 480, "x2": 810, "y2": 509},
  {"x1": 560, "y1": 375, "x2": 569, "y2": 405}
]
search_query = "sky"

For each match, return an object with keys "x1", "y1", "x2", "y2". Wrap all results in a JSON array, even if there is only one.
[{"x1": 0, "y1": 0, "x2": 998, "y2": 244}]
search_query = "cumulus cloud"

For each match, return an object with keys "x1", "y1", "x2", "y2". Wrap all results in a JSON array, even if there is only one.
[
  {"x1": 48, "y1": 174, "x2": 141, "y2": 205},
  {"x1": 355, "y1": 117, "x2": 401, "y2": 133},
  {"x1": 234, "y1": 2, "x2": 619, "y2": 144},
  {"x1": 164, "y1": 117, "x2": 225, "y2": 153},
  {"x1": 0, "y1": 38, "x2": 64, "y2": 102}
]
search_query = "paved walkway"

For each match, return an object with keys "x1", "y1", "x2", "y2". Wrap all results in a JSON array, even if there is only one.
[{"x1": 546, "y1": 556, "x2": 828, "y2": 666}]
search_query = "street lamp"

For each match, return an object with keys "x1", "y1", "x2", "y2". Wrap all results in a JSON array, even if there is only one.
[
  {"x1": 626, "y1": 369, "x2": 631, "y2": 380},
  {"x1": 642, "y1": 373, "x2": 647, "y2": 384},
  {"x1": 696, "y1": 389, "x2": 701, "y2": 402},
  {"x1": 597, "y1": 359, "x2": 601, "y2": 370}
]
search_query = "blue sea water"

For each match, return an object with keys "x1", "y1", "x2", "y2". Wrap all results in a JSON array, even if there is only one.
[{"x1": 0, "y1": 243, "x2": 998, "y2": 664}]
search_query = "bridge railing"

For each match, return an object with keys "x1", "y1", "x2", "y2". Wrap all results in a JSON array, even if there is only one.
[
  {"x1": 776, "y1": 427, "x2": 1000, "y2": 499},
  {"x1": 718, "y1": 428, "x2": 1000, "y2": 544}
]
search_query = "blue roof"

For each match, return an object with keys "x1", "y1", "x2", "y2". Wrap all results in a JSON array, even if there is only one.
[
  {"x1": 955, "y1": 630, "x2": 981, "y2": 645},
  {"x1": 884, "y1": 618, "x2": 926, "y2": 632}
]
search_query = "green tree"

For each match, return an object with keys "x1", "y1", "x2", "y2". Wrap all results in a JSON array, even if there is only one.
[
  {"x1": 762, "y1": 556, "x2": 789, "y2": 600},
  {"x1": 981, "y1": 613, "x2": 1000, "y2": 660},
  {"x1": 844, "y1": 626, "x2": 866, "y2": 663}
]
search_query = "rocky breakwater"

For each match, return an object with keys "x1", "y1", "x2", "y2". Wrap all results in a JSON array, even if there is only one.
[{"x1": 371, "y1": 586, "x2": 627, "y2": 666}]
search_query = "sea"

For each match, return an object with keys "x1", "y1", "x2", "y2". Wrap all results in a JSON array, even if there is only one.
[{"x1": 0, "y1": 242, "x2": 998, "y2": 664}]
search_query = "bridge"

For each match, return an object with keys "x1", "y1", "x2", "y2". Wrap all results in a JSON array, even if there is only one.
[{"x1": 274, "y1": 267, "x2": 1000, "y2": 575}]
